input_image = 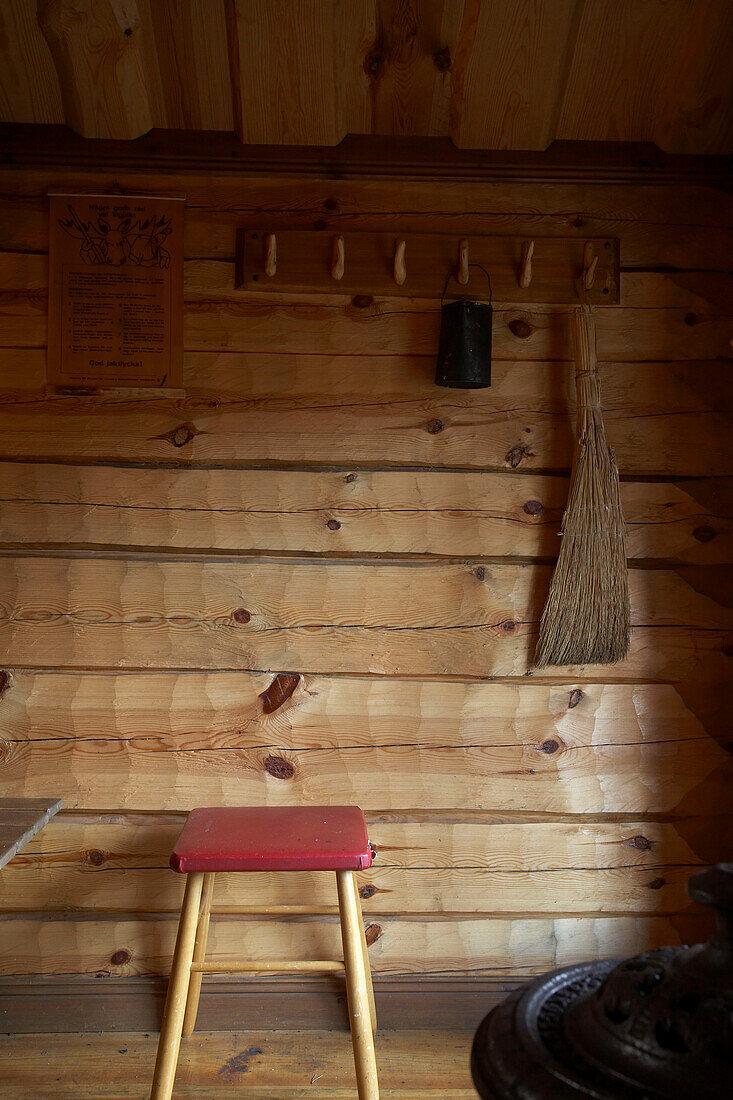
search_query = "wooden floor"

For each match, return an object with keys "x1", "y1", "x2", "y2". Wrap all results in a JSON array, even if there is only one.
[{"x1": 0, "y1": 1030, "x2": 475, "y2": 1098}]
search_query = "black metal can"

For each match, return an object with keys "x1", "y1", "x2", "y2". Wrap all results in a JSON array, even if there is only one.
[{"x1": 435, "y1": 298, "x2": 492, "y2": 388}]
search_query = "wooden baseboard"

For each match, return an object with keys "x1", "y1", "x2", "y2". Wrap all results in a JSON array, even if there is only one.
[{"x1": 0, "y1": 975, "x2": 519, "y2": 1033}]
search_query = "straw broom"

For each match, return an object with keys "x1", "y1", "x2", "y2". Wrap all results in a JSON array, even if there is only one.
[{"x1": 534, "y1": 306, "x2": 630, "y2": 667}]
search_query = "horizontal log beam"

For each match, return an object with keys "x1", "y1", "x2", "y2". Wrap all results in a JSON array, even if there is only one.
[
  {"x1": 1, "y1": 462, "x2": 729, "y2": 564},
  {"x1": 0, "y1": 913, "x2": 711, "y2": 978},
  {"x1": 0, "y1": 556, "x2": 730, "y2": 678},
  {"x1": 1, "y1": 349, "x2": 729, "y2": 476},
  {"x1": 3, "y1": 816, "x2": 717, "y2": 870},
  {"x1": 0, "y1": 974, "x2": 522, "y2": 1032},
  {"x1": 3, "y1": 738, "x2": 728, "y2": 815},
  {"x1": 0, "y1": 863, "x2": 709, "y2": 917},
  {"x1": 3, "y1": 673, "x2": 713, "y2": 749},
  {"x1": 3, "y1": 252, "x2": 733, "y2": 312},
  {"x1": 1, "y1": 293, "x2": 729, "y2": 360}
]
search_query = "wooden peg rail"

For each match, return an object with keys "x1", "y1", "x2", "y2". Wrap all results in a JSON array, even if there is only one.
[{"x1": 236, "y1": 230, "x2": 620, "y2": 303}]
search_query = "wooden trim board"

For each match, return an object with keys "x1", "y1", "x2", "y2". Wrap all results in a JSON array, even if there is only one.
[
  {"x1": 0, "y1": 975, "x2": 520, "y2": 1033},
  {"x1": 1, "y1": 127, "x2": 730, "y2": 186}
]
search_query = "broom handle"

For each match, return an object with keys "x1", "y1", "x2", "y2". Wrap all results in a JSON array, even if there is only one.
[
  {"x1": 572, "y1": 306, "x2": 603, "y2": 437},
  {"x1": 572, "y1": 307, "x2": 595, "y2": 376}
]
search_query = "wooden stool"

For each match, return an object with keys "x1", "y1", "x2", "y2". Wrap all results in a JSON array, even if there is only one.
[{"x1": 150, "y1": 805, "x2": 379, "y2": 1099}]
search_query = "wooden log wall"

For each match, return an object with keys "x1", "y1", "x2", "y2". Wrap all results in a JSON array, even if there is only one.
[{"x1": 0, "y1": 151, "x2": 731, "y2": 1003}]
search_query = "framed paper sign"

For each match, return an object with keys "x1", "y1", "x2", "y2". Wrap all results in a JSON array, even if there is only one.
[{"x1": 47, "y1": 193, "x2": 184, "y2": 388}]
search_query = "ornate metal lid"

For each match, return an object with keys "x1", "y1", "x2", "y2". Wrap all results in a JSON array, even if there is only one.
[{"x1": 471, "y1": 864, "x2": 733, "y2": 1099}]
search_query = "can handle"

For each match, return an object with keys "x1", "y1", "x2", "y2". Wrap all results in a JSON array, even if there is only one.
[{"x1": 441, "y1": 264, "x2": 493, "y2": 306}]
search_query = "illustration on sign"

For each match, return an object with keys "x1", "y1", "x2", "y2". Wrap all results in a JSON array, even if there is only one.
[
  {"x1": 47, "y1": 193, "x2": 184, "y2": 389},
  {"x1": 57, "y1": 205, "x2": 173, "y2": 268}
]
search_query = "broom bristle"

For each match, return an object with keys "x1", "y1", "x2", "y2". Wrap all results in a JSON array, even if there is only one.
[{"x1": 534, "y1": 307, "x2": 630, "y2": 668}]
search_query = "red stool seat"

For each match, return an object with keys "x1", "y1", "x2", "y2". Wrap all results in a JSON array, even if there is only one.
[{"x1": 170, "y1": 805, "x2": 374, "y2": 873}]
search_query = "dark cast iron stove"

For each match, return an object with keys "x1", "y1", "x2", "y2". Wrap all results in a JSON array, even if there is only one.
[{"x1": 471, "y1": 864, "x2": 732, "y2": 1099}]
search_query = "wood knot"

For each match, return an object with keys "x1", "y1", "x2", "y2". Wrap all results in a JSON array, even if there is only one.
[
  {"x1": 505, "y1": 443, "x2": 534, "y2": 468},
  {"x1": 426, "y1": 418, "x2": 444, "y2": 434},
  {"x1": 352, "y1": 294, "x2": 373, "y2": 309},
  {"x1": 264, "y1": 754, "x2": 295, "y2": 780},
  {"x1": 359, "y1": 884, "x2": 377, "y2": 899},
  {"x1": 572, "y1": 217, "x2": 585, "y2": 228},
  {"x1": 87, "y1": 849, "x2": 106, "y2": 866},
  {"x1": 693, "y1": 525, "x2": 716, "y2": 543},
  {"x1": 508, "y1": 318, "x2": 532, "y2": 339},
  {"x1": 232, "y1": 608, "x2": 251, "y2": 624},
  {"x1": 568, "y1": 688, "x2": 584, "y2": 708},
  {"x1": 259, "y1": 673, "x2": 300, "y2": 714},
  {"x1": 364, "y1": 49, "x2": 385, "y2": 77},
  {"x1": 540, "y1": 739, "x2": 560, "y2": 754},
  {"x1": 647, "y1": 876, "x2": 666, "y2": 890},
  {"x1": 626, "y1": 834, "x2": 652, "y2": 851},
  {"x1": 323, "y1": 198, "x2": 339, "y2": 212},
  {"x1": 170, "y1": 424, "x2": 195, "y2": 448},
  {"x1": 364, "y1": 923, "x2": 382, "y2": 946},
  {"x1": 523, "y1": 500, "x2": 543, "y2": 516},
  {"x1": 684, "y1": 312, "x2": 698, "y2": 326},
  {"x1": 474, "y1": 566, "x2": 486, "y2": 581},
  {"x1": 500, "y1": 619, "x2": 516, "y2": 632},
  {"x1": 433, "y1": 47, "x2": 451, "y2": 71},
  {"x1": 344, "y1": 473, "x2": 356, "y2": 483},
  {"x1": 327, "y1": 518, "x2": 341, "y2": 530},
  {"x1": 0, "y1": 670, "x2": 10, "y2": 697},
  {"x1": 110, "y1": 949, "x2": 131, "y2": 966}
]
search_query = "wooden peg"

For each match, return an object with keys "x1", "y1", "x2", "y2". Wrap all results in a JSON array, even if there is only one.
[
  {"x1": 519, "y1": 240, "x2": 534, "y2": 288},
  {"x1": 331, "y1": 235, "x2": 345, "y2": 280},
  {"x1": 264, "y1": 233, "x2": 277, "y2": 278},
  {"x1": 394, "y1": 239, "x2": 407, "y2": 286},
  {"x1": 582, "y1": 241, "x2": 598, "y2": 290},
  {"x1": 457, "y1": 238, "x2": 469, "y2": 285}
]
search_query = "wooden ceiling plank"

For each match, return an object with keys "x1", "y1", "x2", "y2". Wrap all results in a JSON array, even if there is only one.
[
  {"x1": 360, "y1": 0, "x2": 462, "y2": 138},
  {"x1": 227, "y1": 0, "x2": 368, "y2": 146},
  {"x1": 556, "y1": 0, "x2": 733, "y2": 155},
  {"x1": 143, "y1": 0, "x2": 233, "y2": 131},
  {"x1": 331, "y1": 0, "x2": 375, "y2": 139},
  {"x1": 0, "y1": 0, "x2": 64, "y2": 124},
  {"x1": 653, "y1": 0, "x2": 733, "y2": 155},
  {"x1": 37, "y1": 0, "x2": 156, "y2": 140},
  {"x1": 453, "y1": 0, "x2": 578, "y2": 150},
  {"x1": 426, "y1": 0, "x2": 465, "y2": 135}
]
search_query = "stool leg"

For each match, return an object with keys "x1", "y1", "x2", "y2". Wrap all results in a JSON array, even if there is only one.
[
  {"x1": 355, "y1": 885, "x2": 377, "y2": 1032},
  {"x1": 150, "y1": 871, "x2": 204, "y2": 1100},
  {"x1": 182, "y1": 871, "x2": 215, "y2": 1036},
  {"x1": 336, "y1": 870, "x2": 380, "y2": 1100}
]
